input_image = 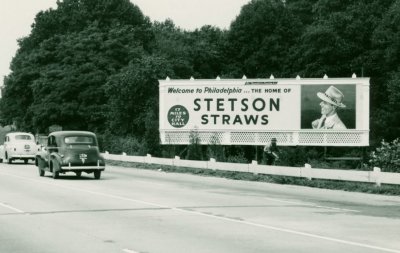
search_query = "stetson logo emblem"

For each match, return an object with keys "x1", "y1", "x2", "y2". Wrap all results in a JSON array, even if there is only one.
[{"x1": 79, "y1": 153, "x2": 87, "y2": 164}]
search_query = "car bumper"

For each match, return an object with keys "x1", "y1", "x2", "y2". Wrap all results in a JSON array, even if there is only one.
[
  {"x1": 60, "y1": 165, "x2": 105, "y2": 171},
  {"x1": 9, "y1": 154, "x2": 36, "y2": 160}
]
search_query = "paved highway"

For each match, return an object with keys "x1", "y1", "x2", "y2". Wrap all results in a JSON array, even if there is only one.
[{"x1": 1, "y1": 161, "x2": 400, "y2": 253}]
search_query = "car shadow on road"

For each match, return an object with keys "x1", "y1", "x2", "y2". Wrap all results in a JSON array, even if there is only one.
[
  {"x1": 42, "y1": 175, "x2": 105, "y2": 180},
  {"x1": 5, "y1": 161, "x2": 35, "y2": 165}
]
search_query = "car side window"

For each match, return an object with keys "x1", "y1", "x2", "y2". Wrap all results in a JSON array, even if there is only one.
[{"x1": 47, "y1": 136, "x2": 58, "y2": 152}]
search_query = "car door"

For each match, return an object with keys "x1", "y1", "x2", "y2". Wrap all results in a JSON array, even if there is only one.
[{"x1": 44, "y1": 135, "x2": 57, "y2": 164}]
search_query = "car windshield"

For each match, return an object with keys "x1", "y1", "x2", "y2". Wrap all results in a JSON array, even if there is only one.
[
  {"x1": 15, "y1": 135, "x2": 32, "y2": 140},
  {"x1": 64, "y1": 136, "x2": 96, "y2": 145}
]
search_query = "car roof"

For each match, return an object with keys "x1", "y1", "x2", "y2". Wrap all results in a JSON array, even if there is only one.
[
  {"x1": 6, "y1": 132, "x2": 34, "y2": 136},
  {"x1": 49, "y1": 131, "x2": 96, "y2": 137}
]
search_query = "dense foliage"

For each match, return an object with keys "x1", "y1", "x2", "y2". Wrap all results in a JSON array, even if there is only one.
[
  {"x1": 0, "y1": 0, "x2": 399, "y2": 167},
  {"x1": 370, "y1": 138, "x2": 400, "y2": 172}
]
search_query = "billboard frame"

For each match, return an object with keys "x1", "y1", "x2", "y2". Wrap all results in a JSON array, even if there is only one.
[{"x1": 159, "y1": 76, "x2": 370, "y2": 147}]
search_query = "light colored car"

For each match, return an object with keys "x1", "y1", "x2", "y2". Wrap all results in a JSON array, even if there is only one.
[{"x1": 0, "y1": 132, "x2": 40, "y2": 164}]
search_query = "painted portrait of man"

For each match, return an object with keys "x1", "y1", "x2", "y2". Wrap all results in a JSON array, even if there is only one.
[
  {"x1": 311, "y1": 85, "x2": 347, "y2": 129},
  {"x1": 301, "y1": 85, "x2": 356, "y2": 130}
]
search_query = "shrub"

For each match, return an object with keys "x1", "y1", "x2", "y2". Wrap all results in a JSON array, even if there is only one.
[
  {"x1": 275, "y1": 146, "x2": 307, "y2": 166},
  {"x1": 186, "y1": 128, "x2": 203, "y2": 160},
  {"x1": 369, "y1": 138, "x2": 400, "y2": 172},
  {"x1": 206, "y1": 133, "x2": 225, "y2": 162},
  {"x1": 226, "y1": 152, "x2": 248, "y2": 164},
  {"x1": 97, "y1": 132, "x2": 143, "y2": 155}
]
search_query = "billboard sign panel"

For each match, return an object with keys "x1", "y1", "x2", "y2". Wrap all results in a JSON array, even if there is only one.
[{"x1": 159, "y1": 77, "x2": 369, "y2": 146}]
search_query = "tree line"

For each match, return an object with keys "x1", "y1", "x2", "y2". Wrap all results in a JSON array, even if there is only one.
[{"x1": 0, "y1": 0, "x2": 399, "y2": 165}]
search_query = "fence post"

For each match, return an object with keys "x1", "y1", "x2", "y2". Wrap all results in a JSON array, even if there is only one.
[
  {"x1": 145, "y1": 154, "x2": 152, "y2": 164},
  {"x1": 303, "y1": 163, "x2": 312, "y2": 180},
  {"x1": 249, "y1": 160, "x2": 258, "y2": 174},
  {"x1": 119, "y1": 152, "x2": 128, "y2": 162},
  {"x1": 174, "y1": 156, "x2": 180, "y2": 167},
  {"x1": 373, "y1": 167, "x2": 381, "y2": 187},
  {"x1": 103, "y1": 151, "x2": 109, "y2": 160},
  {"x1": 208, "y1": 158, "x2": 216, "y2": 170}
]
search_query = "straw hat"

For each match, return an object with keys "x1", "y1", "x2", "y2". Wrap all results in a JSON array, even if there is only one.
[{"x1": 317, "y1": 86, "x2": 346, "y2": 108}]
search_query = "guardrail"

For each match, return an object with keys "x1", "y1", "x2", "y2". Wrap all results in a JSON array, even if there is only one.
[{"x1": 102, "y1": 152, "x2": 400, "y2": 186}]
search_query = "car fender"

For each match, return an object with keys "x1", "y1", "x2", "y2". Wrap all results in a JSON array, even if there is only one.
[
  {"x1": 3, "y1": 145, "x2": 10, "y2": 155},
  {"x1": 36, "y1": 150, "x2": 48, "y2": 163},
  {"x1": 50, "y1": 153, "x2": 63, "y2": 172},
  {"x1": 0, "y1": 145, "x2": 4, "y2": 162},
  {"x1": 0, "y1": 145, "x2": 4, "y2": 160},
  {"x1": 37, "y1": 156, "x2": 47, "y2": 169}
]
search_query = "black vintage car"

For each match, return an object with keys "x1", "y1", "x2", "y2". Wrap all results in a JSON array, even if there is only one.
[{"x1": 35, "y1": 131, "x2": 106, "y2": 179}]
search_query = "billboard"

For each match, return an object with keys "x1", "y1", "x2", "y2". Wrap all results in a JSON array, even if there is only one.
[{"x1": 159, "y1": 77, "x2": 369, "y2": 146}]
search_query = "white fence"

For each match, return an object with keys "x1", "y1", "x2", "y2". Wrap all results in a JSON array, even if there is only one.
[{"x1": 102, "y1": 152, "x2": 400, "y2": 186}]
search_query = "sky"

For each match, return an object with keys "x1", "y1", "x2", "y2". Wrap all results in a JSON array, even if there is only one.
[{"x1": 0, "y1": 0, "x2": 250, "y2": 82}]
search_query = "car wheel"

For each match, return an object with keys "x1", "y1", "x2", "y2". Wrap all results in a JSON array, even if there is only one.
[
  {"x1": 0, "y1": 158, "x2": 3, "y2": 163},
  {"x1": 94, "y1": 171, "x2": 101, "y2": 179},
  {"x1": 51, "y1": 159, "x2": 60, "y2": 179},
  {"x1": 37, "y1": 158, "x2": 44, "y2": 168},
  {"x1": 5, "y1": 153, "x2": 11, "y2": 164},
  {"x1": 75, "y1": 171, "x2": 82, "y2": 177},
  {"x1": 4, "y1": 153, "x2": 12, "y2": 164},
  {"x1": 52, "y1": 170, "x2": 59, "y2": 179},
  {"x1": 38, "y1": 167, "x2": 45, "y2": 177},
  {"x1": 24, "y1": 159, "x2": 28, "y2": 164}
]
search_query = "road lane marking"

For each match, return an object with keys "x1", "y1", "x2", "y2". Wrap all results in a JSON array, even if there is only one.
[
  {"x1": 1, "y1": 171, "x2": 400, "y2": 253},
  {"x1": 122, "y1": 249, "x2": 139, "y2": 253},
  {"x1": 261, "y1": 196, "x2": 360, "y2": 213},
  {"x1": 0, "y1": 201, "x2": 25, "y2": 213},
  {"x1": 48, "y1": 187, "x2": 400, "y2": 253},
  {"x1": 187, "y1": 210, "x2": 400, "y2": 253}
]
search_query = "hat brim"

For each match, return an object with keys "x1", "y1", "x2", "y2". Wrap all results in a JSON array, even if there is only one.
[{"x1": 317, "y1": 92, "x2": 346, "y2": 108}]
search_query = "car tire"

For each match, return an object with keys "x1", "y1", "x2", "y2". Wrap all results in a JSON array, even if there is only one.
[
  {"x1": 37, "y1": 158, "x2": 44, "y2": 168},
  {"x1": 94, "y1": 171, "x2": 101, "y2": 179},
  {"x1": 38, "y1": 167, "x2": 45, "y2": 177},
  {"x1": 51, "y1": 159, "x2": 60, "y2": 179},
  {"x1": 75, "y1": 171, "x2": 82, "y2": 177},
  {"x1": 4, "y1": 152, "x2": 12, "y2": 163},
  {"x1": 24, "y1": 159, "x2": 28, "y2": 164},
  {"x1": 52, "y1": 170, "x2": 59, "y2": 179},
  {"x1": 5, "y1": 153, "x2": 11, "y2": 164}
]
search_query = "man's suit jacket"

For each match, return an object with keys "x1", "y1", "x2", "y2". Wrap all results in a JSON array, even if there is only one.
[{"x1": 312, "y1": 114, "x2": 347, "y2": 130}]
